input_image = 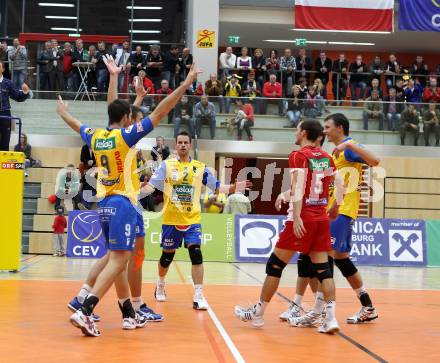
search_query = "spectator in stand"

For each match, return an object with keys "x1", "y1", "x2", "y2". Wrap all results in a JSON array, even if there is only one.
[
  {"x1": 224, "y1": 191, "x2": 252, "y2": 214},
  {"x1": 261, "y1": 73, "x2": 283, "y2": 115},
  {"x1": 178, "y1": 47, "x2": 193, "y2": 81},
  {"x1": 265, "y1": 49, "x2": 280, "y2": 79},
  {"x1": 113, "y1": 40, "x2": 131, "y2": 93},
  {"x1": 224, "y1": 74, "x2": 242, "y2": 114},
  {"x1": 96, "y1": 41, "x2": 110, "y2": 93},
  {"x1": 87, "y1": 45, "x2": 98, "y2": 90},
  {"x1": 303, "y1": 86, "x2": 322, "y2": 118},
  {"x1": 410, "y1": 55, "x2": 429, "y2": 88},
  {"x1": 235, "y1": 98, "x2": 254, "y2": 141},
  {"x1": 174, "y1": 95, "x2": 194, "y2": 138},
  {"x1": 400, "y1": 104, "x2": 420, "y2": 146},
  {"x1": 8, "y1": 38, "x2": 27, "y2": 89},
  {"x1": 370, "y1": 55, "x2": 384, "y2": 86},
  {"x1": 313, "y1": 78, "x2": 330, "y2": 113},
  {"x1": 146, "y1": 45, "x2": 163, "y2": 89},
  {"x1": 204, "y1": 190, "x2": 227, "y2": 214},
  {"x1": 385, "y1": 53, "x2": 401, "y2": 89},
  {"x1": 128, "y1": 45, "x2": 146, "y2": 78},
  {"x1": 80, "y1": 142, "x2": 96, "y2": 171},
  {"x1": 236, "y1": 46, "x2": 252, "y2": 80},
  {"x1": 241, "y1": 70, "x2": 261, "y2": 113},
  {"x1": 151, "y1": 136, "x2": 170, "y2": 161},
  {"x1": 38, "y1": 41, "x2": 55, "y2": 92},
  {"x1": 314, "y1": 50, "x2": 332, "y2": 99},
  {"x1": 0, "y1": 61, "x2": 30, "y2": 151},
  {"x1": 205, "y1": 73, "x2": 224, "y2": 113},
  {"x1": 295, "y1": 47, "x2": 312, "y2": 83},
  {"x1": 52, "y1": 206, "x2": 67, "y2": 257},
  {"x1": 134, "y1": 71, "x2": 155, "y2": 111},
  {"x1": 61, "y1": 42, "x2": 74, "y2": 93},
  {"x1": 363, "y1": 90, "x2": 385, "y2": 130},
  {"x1": 422, "y1": 102, "x2": 440, "y2": 146},
  {"x1": 219, "y1": 46, "x2": 236, "y2": 80},
  {"x1": 280, "y1": 48, "x2": 296, "y2": 97},
  {"x1": 72, "y1": 39, "x2": 86, "y2": 91},
  {"x1": 349, "y1": 55, "x2": 369, "y2": 106},
  {"x1": 156, "y1": 79, "x2": 173, "y2": 123},
  {"x1": 297, "y1": 76, "x2": 308, "y2": 98},
  {"x1": 51, "y1": 39, "x2": 64, "y2": 92},
  {"x1": 55, "y1": 164, "x2": 82, "y2": 210},
  {"x1": 404, "y1": 78, "x2": 423, "y2": 106},
  {"x1": 195, "y1": 95, "x2": 217, "y2": 139},
  {"x1": 14, "y1": 133, "x2": 40, "y2": 176},
  {"x1": 332, "y1": 53, "x2": 349, "y2": 105},
  {"x1": 162, "y1": 45, "x2": 180, "y2": 90},
  {"x1": 365, "y1": 78, "x2": 384, "y2": 99},
  {"x1": 252, "y1": 48, "x2": 266, "y2": 89},
  {"x1": 0, "y1": 42, "x2": 10, "y2": 79},
  {"x1": 284, "y1": 85, "x2": 303, "y2": 128},
  {"x1": 187, "y1": 76, "x2": 204, "y2": 98},
  {"x1": 423, "y1": 77, "x2": 440, "y2": 104},
  {"x1": 395, "y1": 78, "x2": 405, "y2": 99},
  {"x1": 383, "y1": 87, "x2": 404, "y2": 131}
]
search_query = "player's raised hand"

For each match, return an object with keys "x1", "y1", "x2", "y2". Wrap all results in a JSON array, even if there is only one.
[
  {"x1": 103, "y1": 54, "x2": 122, "y2": 76},
  {"x1": 232, "y1": 179, "x2": 252, "y2": 193},
  {"x1": 134, "y1": 76, "x2": 147, "y2": 98},
  {"x1": 185, "y1": 63, "x2": 203, "y2": 84},
  {"x1": 21, "y1": 83, "x2": 30, "y2": 94},
  {"x1": 56, "y1": 95, "x2": 69, "y2": 115},
  {"x1": 333, "y1": 140, "x2": 351, "y2": 158}
]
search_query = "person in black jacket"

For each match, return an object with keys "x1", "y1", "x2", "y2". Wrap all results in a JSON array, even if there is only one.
[
  {"x1": 128, "y1": 46, "x2": 146, "y2": 78},
  {"x1": 331, "y1": 53, "x2": 349, "y2": 105},
  {"x1": 174, "y1": 95, "x2": 194, "y2": 138},
  {"x1": 146, "y1": 45, "x2": 163, "y2": 89},
  {"x1": 96, "y1": 41, "x2": 110, "y2": 93},
  {"x1": 0, "y1": 61, "x2": 30, "y2": 151},
  {"x1": 38, "y1": 41, "x2": 56, "y2": 92},
  {"x1": 162, "y1": 45, "x2": 180, "y2": 90},
  {"x1": 349, "y1": 55, "x2": 369, "y2": 106},
  {"x1": 314, "y1": 51, "x2": 332, "y2": 99},
  {"x1": 150, "y1": 136, "x2": 170, "y2": 161},
  {"x1": 295, "y1": 48, "x2": 312, "y2": 83},
  {"x1": 383, "y1": 87, "x2": 404, "y2": 131}
]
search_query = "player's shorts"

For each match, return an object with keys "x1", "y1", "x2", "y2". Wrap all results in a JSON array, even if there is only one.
[
  {"x1": 161, "y1": 224, "x2": 202, "y2": 251},
  {"x1": 275, "y1": 220, "x2": 331, "y2": 254},
  {"x1": 135, "y1": 208, "x2": 145, "y2": 238},
  {"x1": 98, "y1": 195, "x2": 137, "y2": 251},
  {"x1": 330, "y1": 214, "x2": 354, "y2": 253}
]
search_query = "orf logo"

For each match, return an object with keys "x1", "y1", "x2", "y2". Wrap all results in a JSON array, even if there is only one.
[
  {"x1": 71, "y1": 212, "x2": 102, "y2": 243},
  {"x1": 388, "y1": 230, "x2": 423, "y2": 262}
]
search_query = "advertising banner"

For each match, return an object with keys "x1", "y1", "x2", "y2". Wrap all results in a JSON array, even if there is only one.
[
  {"x1": 399, "y1": 0, "x2": 440, "y2": 32},
  {"x1": 426, "y1": 220, "x2": 440, "y2": 266}
]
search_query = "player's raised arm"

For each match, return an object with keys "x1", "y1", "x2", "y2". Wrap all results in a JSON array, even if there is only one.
[
  {"x1": 133, "y1": 76, "x2": 148, "y2": 107},
  {"x1": 104, "y1": 54, "x2": 121, "y2": 105},
  {"x1": 149, "y1": 63, "x2": 202, "y2": 128},
  {"x1": 335, "y1": 141, "x2": 380, "y2": 167},
  {"x1": 56, "y1": 95, "x2": 82, "y2": 134}
]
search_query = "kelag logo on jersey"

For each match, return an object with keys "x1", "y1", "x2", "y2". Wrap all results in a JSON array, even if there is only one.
[
  {"x1": 66, "y1": 211, "x2": 108, "y2": 258},
  {"x1": 94, "y1": 137, "x2": 116, "y2": 151},
  {"x1": 349, "y1": 218, "x2": 427, "y2": 266},
  {"x1": 309, "y1": 158, "x2": 330, "y2": 171}
]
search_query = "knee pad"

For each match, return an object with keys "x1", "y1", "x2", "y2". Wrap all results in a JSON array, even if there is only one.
[
  {"x1": 297, "y1": 253, "x2": 313, "y2": 278},
  {"x1": 312, "y1": 262, "x2": 333, "y2": 283},
  {"x1": 265, "y1": 253, "x2": 287, "y2": 278},
  {"x1": 335, "y1": 258, "x2": 358, "y2": 278},
  {"x1": 188, "y1": 245, "x2": 203, "y2": 265},
  {"x1": 159, "y1": 251, "x2": 175, "y2": 268}
]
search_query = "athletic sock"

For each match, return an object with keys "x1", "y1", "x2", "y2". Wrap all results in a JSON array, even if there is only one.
[
  {"x1": 324, "y1": 301, "x2": 336, "y2": 321},
  {"x1": 312, "y1": 292, "x2": 325, "y2": 315},
  {"x1": 355, "y1": 286, "x2": 373, "y2": 307},
  {"x1": 158, "y1": 276, "x2": 165, "y2": 284},
  {"x1": 118, "y1": 298, "x2": 136, "y2": 319},
  {"x1": 293, "y1": 294, "x2": 303, "y2": 307},
  {"x1": 77, "y1": 284, "x2": 92, "y2": 304},
  {"x1": 81, "y1": 294, "x2": 99, "y2": 316},
  {"x1": 256, "y1": 300, "x2": 268, "y2": 316},
  {"x1": 132, "y1": 296, "x2": 144, "y2": 311}
]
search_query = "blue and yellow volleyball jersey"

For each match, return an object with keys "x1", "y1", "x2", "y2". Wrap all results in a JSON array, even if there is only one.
[
  {"x1": 328, "y1": 137, "x2": 367, "y2": 220},
  {"x1": 79, "y1": 117, "x2": 154, "y2": 204},
  {"x1": 149, "y1": 157, "x2": 220, "y2": 225}
]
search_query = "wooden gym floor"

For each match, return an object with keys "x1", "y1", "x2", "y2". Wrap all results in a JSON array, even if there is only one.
[{"x1": 0, "y1": 256, "x2": 439, "y2": 362}]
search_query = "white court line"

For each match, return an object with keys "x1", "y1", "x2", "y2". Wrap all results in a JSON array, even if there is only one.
[{"x1": 189, "y1": 276, "x2": 246, "y2": 363}]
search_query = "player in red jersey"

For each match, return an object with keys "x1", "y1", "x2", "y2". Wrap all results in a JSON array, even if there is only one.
[{"x1": 234, "y1": 119, "x2": 342, "y2": 334}]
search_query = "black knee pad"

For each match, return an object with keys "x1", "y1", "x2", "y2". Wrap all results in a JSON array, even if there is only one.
[
  {"x1": 297, "y1": 253, "x2": 313, "y2": 278},
  {"x1": 266, "y1": 253, "x2": 287, "y2": 278},
  {"x1": 313, "y1": 262, "x2": 333, "y2": 283},
  {"x1": 328, "y1": 256, "x2": 334, "y2": 276},
  {"x1": 335, "y1": 258, "x2": 358, "y2": 278},
  {"x1": 188, "y1": 244, "x2": 203, "y2": 265},
  {"x1": 159, "y1": 251, "x2": 175, "y2": 268}
]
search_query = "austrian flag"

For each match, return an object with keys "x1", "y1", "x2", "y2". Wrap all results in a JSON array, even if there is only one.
[{"x1": 294, "y1": 0, "x2": 394, "y2": 32}]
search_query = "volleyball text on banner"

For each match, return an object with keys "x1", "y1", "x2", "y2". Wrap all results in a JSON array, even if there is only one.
[
  {"x1": 399, "y1": 0, "x2": 440, "y2": 32},
  {"x1": 294, "y1": 0, "x2": 394, "y2": 32},
  {"x1": 0, "y1": 152, "x2": 25, "y2": 271}
]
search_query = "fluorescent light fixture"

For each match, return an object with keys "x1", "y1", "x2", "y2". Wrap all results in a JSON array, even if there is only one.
[
  {"x1": 328, "y1": 41, "x2": 375, "y2": 46},
  {"x1": 51, "y1": 27, "x2": 82, "y2": 31},
  {"x1": 291, "y1": 28, "x2": 391, "y2": 34},
  {"x1": 38, "y1": 2, "x2": 75, "y2": 7},
  {"x1": 129, "y1": 19, "x2": 162, "y2": 22},
  {"x1": 129, "y1": 30, "x2": 161, "y2": 34},
  {"x1": 264, "y1": 40, "x2": 375, "y2": 46},
  {"x1": 45, "y1": 15, "x2": 77, "y2": 19},
  {"x1": 133, "y1": 40, "x2": 160, "y2": 44},
  {"x1": 68, "y1": 33, "x2": 81, "y2": 37},
  {"x1": 126, "y1": 6, "x2": 162, "y2": 10}
]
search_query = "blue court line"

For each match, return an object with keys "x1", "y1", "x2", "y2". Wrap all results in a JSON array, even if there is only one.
[{"x1": 19, "y1": 256, "x2": 47, "y2": 272}]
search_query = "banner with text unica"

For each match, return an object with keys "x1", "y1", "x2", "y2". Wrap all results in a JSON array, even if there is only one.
[{"x1": 143, "y1": 212, "x2": 234, "y2": 262}]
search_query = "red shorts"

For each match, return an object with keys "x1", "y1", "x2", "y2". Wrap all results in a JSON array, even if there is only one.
[{"x1": 275, "y1": 220, "x2": 331, "y2": 254}]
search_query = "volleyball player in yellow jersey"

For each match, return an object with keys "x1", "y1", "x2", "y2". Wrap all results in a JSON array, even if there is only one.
[
  {"x1": 144, "y1": 131, "x2": 250, "y2": 310},
  {"x1": 324, "y1": 113, "x2": 381, "y2": 324},
  {"x1": 56, "y1": 62, "x2": 202, "y2": 336}
]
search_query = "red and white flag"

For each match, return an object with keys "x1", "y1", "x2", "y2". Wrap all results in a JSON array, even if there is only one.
[{"x1": 295, "y1": 0, "x2": 394, "y2": 32}]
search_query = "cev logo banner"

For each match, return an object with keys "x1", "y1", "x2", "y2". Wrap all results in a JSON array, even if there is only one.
[
  {"x1": 196, "y1": 30, "x2": 215, "y2": 48},
  {"x1": 399, "y1": 0, "x2": 440, "y2": 32}
]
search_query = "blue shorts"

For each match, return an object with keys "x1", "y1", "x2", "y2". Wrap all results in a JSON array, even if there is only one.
[
  {"x1": 330, "y1": 215, "x2": 354, "y2": 253},
  {"x1": 135, "y1": 209, "x2": 145, "y2": 238},
  {"x1": 98, "y1": 195, "x2": 137, "y2": 251},
  {"x1": 161, "y1": 224, "x2": 202, "y2": 251}
]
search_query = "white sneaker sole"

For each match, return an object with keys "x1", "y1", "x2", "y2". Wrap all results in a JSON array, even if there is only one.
[
  {"x1": 154, "y1": 288, "x2": 166, "y2": 302},
  {"x1": 70, "y1": 313, "x2": 100, "y2": 337}
]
